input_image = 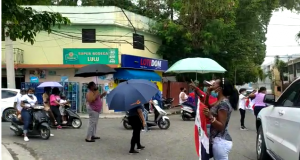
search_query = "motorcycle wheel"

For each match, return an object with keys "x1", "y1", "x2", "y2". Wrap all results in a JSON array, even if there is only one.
[
  {"x1": 182, "y1": 113, "x2": 189, "y2": 121},
  {"x1": 158, "y1": 119, "x2": 170, "y2": 130},
  {"x1": 40, "y1": 127, "x2": 51, "y2": 140},
  {"x1": 72, "y1": 118, "x2": 82, "y2": 129},
  {"x1": 123, "y1": 120, "x2": 132, "y2": 130},
  {"x1": 3, "y1": 108, "x2": 16, "y2": 122}
]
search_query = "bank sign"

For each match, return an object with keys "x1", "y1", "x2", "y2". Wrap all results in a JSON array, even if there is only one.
[
  {"x1": 121, "y1": 54, "x2": 168, "y2": 71},
  {"x1": 63, "y1": 48, "x2": 119, "y2": 65}
]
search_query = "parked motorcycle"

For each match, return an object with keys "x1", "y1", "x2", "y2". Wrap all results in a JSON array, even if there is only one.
[
  {"x1": 10, "y1": 102, "x2": 51, "y2": 140},
  {"x1": 162, "y1": 97, "x2": 174, "y2": 109},
  {"x1": 122, "y1": 100, "x2": 171, "y2": 130},
  {"x1": 49, "y1": 104, "x2": 82, "y2": 129}
]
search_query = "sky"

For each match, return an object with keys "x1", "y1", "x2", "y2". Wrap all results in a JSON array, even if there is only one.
[{"x1": 264, "y1": 9, "x2": 300, "y2": 65}]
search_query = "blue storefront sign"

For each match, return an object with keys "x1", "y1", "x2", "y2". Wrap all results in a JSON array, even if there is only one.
[
  {"x1": 121, "y1": 54, "x2": 168, "y2": 71},
  {"x1": 30, "y1": 76, "x2": 39, "y2": 82}
]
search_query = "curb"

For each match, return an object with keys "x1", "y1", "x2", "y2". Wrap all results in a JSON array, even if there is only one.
[
  {"x1": 79, "y1": 110, "x2": 181, "y2": 119},
  {"x1": 2, "y1": 144, "x2": 14, "y2": 160}
]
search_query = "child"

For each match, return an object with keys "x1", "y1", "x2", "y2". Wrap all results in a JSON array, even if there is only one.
[{"x1": 59, "y1": 95, "x2": 70, "y2": 124}]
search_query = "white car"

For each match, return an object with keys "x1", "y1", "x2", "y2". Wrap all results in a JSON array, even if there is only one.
[
  {"x1": 256, "y1": 78, "x2": 300, "y2": 160},
  {"x1": 1, "y1": 88, "x2": 20, "y2": 122}
]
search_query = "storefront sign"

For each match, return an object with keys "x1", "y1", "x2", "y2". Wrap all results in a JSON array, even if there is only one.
[
  {"x1": 63, "y1": 48, "x2": 119, "y2": 65},
  {"x1": 30, "y1": 76, "x2": 39, "y2": 82},
  {"x1": 121, "y1": 54, "x2": 168, "y2": 71}
]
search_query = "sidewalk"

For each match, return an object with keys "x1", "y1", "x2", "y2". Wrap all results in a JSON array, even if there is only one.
[
  {"x1": 78, "y1": 107, "x2": 181, "y2": 119},
  {"x1": 2, "y1": 144, "x2": 14, "y2": 160}
]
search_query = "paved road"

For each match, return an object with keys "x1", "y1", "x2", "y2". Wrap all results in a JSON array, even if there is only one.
[{"x1": 2, "y1": 111, "x2": 257, "y2": 160}]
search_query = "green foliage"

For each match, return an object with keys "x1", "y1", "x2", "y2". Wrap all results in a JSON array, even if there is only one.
[
  {"x1": 2, "y1": 0, "x2": 70, "y2": 44},
  {"x1": 150, "y1": 0, "x2": 278, "y2": 84},
  {"x1": 274, "y1": 55, "x2": 287, "y2": 81}
]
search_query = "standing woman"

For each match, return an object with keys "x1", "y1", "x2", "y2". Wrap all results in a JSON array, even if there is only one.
[
  {"x1": 50, "y1": 87, "x2": 62, "y2": 129},
  {"x1": 128, "y1": 105, "x2": 146, "y2": 154},
  {"x1": 249, "y1": 87, "x2": 267, "y2": 129},
  {"x1": 85, "y1": 82, "x2": 107, "y2": 142},
  {"x1": 203, "y1": 78, "x2": 239, "y2": 160},
  {"x1": 20, "y1": 88, "x2": 38, "y2": 142},
  {"x1": 43, "y1": 87, "x2": 57, "y2": 126}
]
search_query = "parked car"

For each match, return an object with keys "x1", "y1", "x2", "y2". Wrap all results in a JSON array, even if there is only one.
[
  {"x1": 1, "y1": 88, "x2": 20, "y2": 122},
  {"x1": 256, "y1": 78, "x2": 300, "y2": 160}
]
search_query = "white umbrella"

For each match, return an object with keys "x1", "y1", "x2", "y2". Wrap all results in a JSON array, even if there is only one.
[{"x1": 37, "y1": 82, "x2": 63, "y2": 88}]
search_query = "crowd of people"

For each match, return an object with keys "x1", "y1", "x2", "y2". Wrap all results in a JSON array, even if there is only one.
[
  {"x1": 178, "y1": 78, "x2": 268, "y2": 160},
  {"x1": 13, "y1": 78, "x2": 268, "y2": 159},
  {"x1": 14, "y1": 87, "x2": 71, "y2": 141}
]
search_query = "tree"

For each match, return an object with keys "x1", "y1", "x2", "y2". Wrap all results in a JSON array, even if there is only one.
[
  {"x1": 2, "y1": 0, "x2": 70, "y2": 44},
  {"x1": 274, "y1": 55, "x2": 287, "y2": 91},
  {"x1": 150, "y1": 0, "x2": 278, "y2": 84}
]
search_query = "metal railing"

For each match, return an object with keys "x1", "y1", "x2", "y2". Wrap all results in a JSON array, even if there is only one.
[{"x1": 1, "y1": 48, "x2": 24, "y2": 64}]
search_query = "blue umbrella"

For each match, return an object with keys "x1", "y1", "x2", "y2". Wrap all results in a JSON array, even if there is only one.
[{"x1": 106, "y1": 79, "x2": 158, "y2": 111}]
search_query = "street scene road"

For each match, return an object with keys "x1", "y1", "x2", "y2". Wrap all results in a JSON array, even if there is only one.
[{"x1": 2, "y1": 111, "x2": 257, "y2": 160}]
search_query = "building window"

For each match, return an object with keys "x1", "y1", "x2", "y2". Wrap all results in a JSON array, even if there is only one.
[{"x1": 82, "y1": 29, "x2": 96, "y2": 43}]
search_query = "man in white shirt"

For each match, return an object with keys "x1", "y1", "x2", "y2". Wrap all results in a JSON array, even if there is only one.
[
  {"x1": 14, "y1": 89, "x2": 26, "y2": 120},
  {"x1": 238, "y1": 88, "x2": 248, "y2": 130}
]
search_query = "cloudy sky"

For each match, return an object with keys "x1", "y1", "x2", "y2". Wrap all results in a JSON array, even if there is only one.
[{"x1": 264, "y1": 9, "x2": 300, "y2": 65}]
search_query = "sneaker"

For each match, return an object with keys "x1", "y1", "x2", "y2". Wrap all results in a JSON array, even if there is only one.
[
  {"x1": 50, "y1": 134, "x2": 54, "y2": 137},
  {"x1": 24, "y1": 136, "x2": 29, "y2": 142},
  {"x1": 137, "y1": 146, "x2": 145, "y2": 150},
  {"x1": 62, "y1": 121, "x2": 67, "y2": 124},
  {"x1": 240, "y1": 126, "x2": 248, "y2": 130},
  {"x1": 57, "y1": 125, "x2": 62, "y2": 129}
]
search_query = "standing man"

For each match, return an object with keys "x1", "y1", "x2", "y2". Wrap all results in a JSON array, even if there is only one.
[{"x1": 14, "y1": 88, "x2": 26, "y2": 120}]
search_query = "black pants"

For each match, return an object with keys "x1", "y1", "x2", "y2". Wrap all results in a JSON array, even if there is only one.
[
  {"x1": 239, "y1": 109, "x2": 246, "y2": 127},
  {"x1": 128, "y1": 115, "x2": 142, "y2": 151},
  {"x1": 51, "y1": 105, "x2": 62, "y2": 125},
  {"x1": 254, "y1": 106, "x2": 265, "y2": 130}
]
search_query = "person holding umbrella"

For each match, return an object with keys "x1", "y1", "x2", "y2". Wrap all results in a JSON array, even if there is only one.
[
  {"x1": 106, "y1": 79, "x2": 159, "y2": 154},
  {"x1": 85, "y1": 82, "x2": 107, "y2": 142},
  {"x1": 43, "y1": 87, "x2": 57, "y2": 126},
  {"x1": 127, "y1": 104, "x2": 146, "y2": 153}
]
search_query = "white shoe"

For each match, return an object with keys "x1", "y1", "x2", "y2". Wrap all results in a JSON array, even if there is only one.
[
  {"x1": 24, "y1": 136, "x2": 29, "y2": 142},
  {"x1": 62, "y1": 121, "x2": 67, "y2": 124},
  {"x1": 50, "y1": 134, "x2": 54, "y2": 137}
]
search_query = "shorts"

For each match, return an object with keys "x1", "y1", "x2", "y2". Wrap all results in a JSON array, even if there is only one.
[{"x1": 59, "y1": 106, "x2": 66, "y2": 115}]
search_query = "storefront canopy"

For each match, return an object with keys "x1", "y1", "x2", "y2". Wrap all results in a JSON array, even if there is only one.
[{"x1": 114, "y1": 69, "x2": 161, "y2": 81}]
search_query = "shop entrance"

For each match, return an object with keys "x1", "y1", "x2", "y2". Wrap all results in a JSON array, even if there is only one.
[{"x1": 2, "y1": 76, "x2": 25, "y2": 89}]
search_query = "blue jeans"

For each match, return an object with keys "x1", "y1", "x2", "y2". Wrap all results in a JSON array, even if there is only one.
[
  {"x1": 212, "y1": 137, "x2": 233, "y2": 160},
  {"x1": 21, "y1": 109, "x2": 32, "y2": 134}
]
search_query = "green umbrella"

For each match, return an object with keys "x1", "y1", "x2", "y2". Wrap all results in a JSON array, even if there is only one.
[{"x1": 165, "y1": 57, "x2": 226, "y2": 74}]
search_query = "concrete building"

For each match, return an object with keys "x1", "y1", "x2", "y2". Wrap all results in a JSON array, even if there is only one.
[{"x1": 1, "y1": 6, "x2": 167, "y2": 113}]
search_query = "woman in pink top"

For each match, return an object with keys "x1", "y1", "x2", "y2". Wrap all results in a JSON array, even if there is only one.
[
  {"x1": 85, "y1": 82, "x2": 107, "y2": 142},
  {"x1": 50, "y1": 87, "x2": 63, "y2": 129},
  {"x1": 249, "y1": 87, "x2": 267, "y2": 130}
]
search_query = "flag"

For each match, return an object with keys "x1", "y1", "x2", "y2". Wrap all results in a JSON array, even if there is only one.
[{"x1": 194, "y1": 88, "x2": 218, "y2": 160}]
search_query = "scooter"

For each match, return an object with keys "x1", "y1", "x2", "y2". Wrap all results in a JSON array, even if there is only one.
[
  {"x1": 122, "y1": 100, "x2": 171, "y2": 130},
  {"x1": 180, "y1": 104, "x2": 196, "y2": 121},
  {"x1": 181, "y1": 94, "x2": 205, "y2": 121},
  {"x1": 49, "y1": 104, "x2": 82, "y2": 129},
  {"x1": 10, "y1": 102, "x2": 51, "y2": 140},
  {"x1": 162, "y1": 97, "x2": 174, "y2": 109}
]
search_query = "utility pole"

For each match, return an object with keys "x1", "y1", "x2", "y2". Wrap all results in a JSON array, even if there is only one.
[{"x1": 5, "y1": 32, "x2": 16, "y2": 89}]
